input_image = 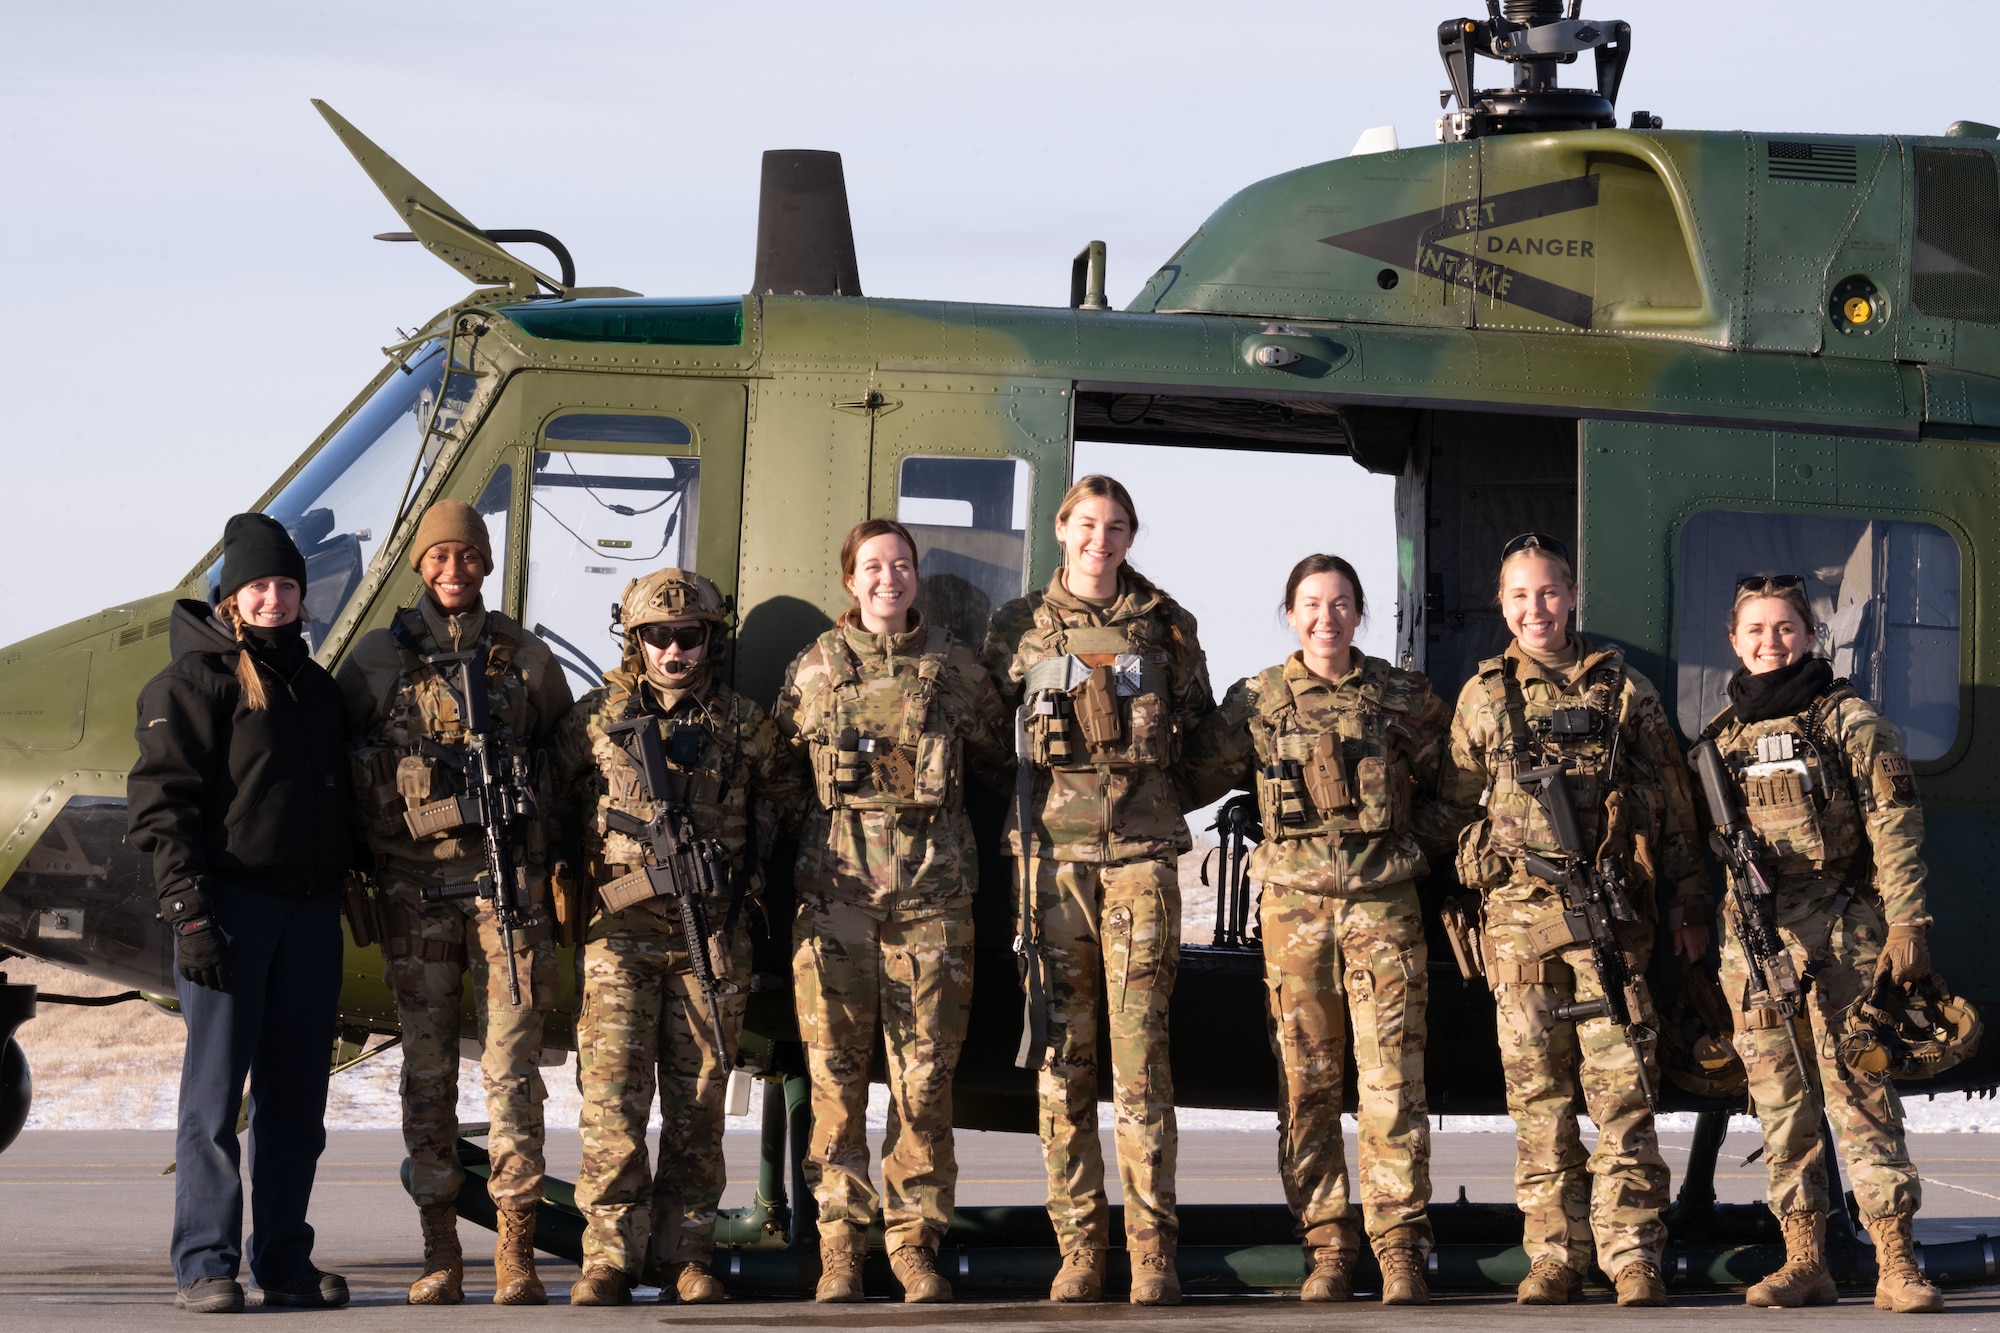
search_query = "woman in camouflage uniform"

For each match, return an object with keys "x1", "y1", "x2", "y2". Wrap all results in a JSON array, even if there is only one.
[
  {"x1": 1183, "y1": 555, "x2": 1455, "y2": 1307},
  {"x1": 554, "y1": 568, "x2": 801, "y2": 1307},
  {"x1": 772, "y1": 518, "x2": 1010, "y2": 1305},
  {"x1": 1443, "y1": 533, "x2": 1710, "y2": 1308},
  {"x1": 1697, "y1": 576, "x2": 1941, "y2": 1314},
  {"x1": 980, "y1": 474, "x2": 1215, "y2": 1307}
]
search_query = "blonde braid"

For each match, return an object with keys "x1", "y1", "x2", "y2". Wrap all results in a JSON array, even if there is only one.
[{"x1": 216, "y1": 601, "x2": 270, "y2": 711}]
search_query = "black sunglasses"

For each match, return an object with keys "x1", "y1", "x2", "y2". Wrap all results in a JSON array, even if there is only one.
[
  {"x1": 1735, "y1": 573, "x2": 1807, "y2": 594},
  {"x1": 635, "y1": 623, "x2": 708, "y2": 652},
  {"x1": 1501, "y1": 532, "x2": 1571, "y2": 563}
]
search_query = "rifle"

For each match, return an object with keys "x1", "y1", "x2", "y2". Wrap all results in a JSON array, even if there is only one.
[
  {"x1": 1012, "y1": 704, "x2": 1049, "y2": 1070},
  {"x1": 1690, "y1": 736, "x2": 1816, "y2": 1086},
  {"x1": 414, "y1": 650, "x2": 536, "y2": 1007},
  {"x1": 1515, "y1": 705, "x2": 1658, "y2": 1109},
  {"x1": 599, "y1": 715, "x2": 738, "y2": 1069}
]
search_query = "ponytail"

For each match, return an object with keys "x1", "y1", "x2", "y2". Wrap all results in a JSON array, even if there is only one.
[{"x1": 215, "y1": 601, "x2": 270, "y2": 712}]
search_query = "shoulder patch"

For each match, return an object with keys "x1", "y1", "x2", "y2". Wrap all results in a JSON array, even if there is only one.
[{"x1": 1874, "y1": 753, "x2": 1919, "y2": 808}]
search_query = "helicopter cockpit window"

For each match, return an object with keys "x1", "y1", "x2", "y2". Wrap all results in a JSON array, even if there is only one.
[
  {"x1": 204, "y1": 343, "x2": 472, "y2": 649},
  {"x1": 1677, "y1": 510, "x2": 1962, "y2": 759},
  {"x1": 525, "y1": 448, "x2": 701, "y2": 691},
  {"x1": 895, "y1": 456, "x2": 1030, "y2": 645}
]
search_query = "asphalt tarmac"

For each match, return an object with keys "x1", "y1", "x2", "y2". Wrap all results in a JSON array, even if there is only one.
[{"x1": 6, "y1": 1128, "x2": 2000, "y2": 1329}]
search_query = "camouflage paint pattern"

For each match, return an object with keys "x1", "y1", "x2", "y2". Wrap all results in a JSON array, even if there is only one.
[
  {"x1": 379, "y1": 869, "x2": 555, "y2": 1208},
  {"x1": 1706, "y1": 690, "x2": 1929, "y2": 1220},
  {"x1": 572, "y1": 908, "x2": 752, "y2": 1274},
  {"x1": 1261, "y1": 881, "x2": 1432, "y2": 1253},
  {"x1": 792, "y1": 894, "x2": 972, "y2": 1251},
  {"x1": 1031, "y1": 856, "x2": 1181, "y2": 1255},
  {"x1": 981, "y1": 570, "x2": 1215, "y2": 864}
]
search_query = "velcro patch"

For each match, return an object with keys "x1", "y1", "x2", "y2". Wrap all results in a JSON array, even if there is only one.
[{"x1": 1875, "y1": 754, "x2": 1919, "y2": 808}]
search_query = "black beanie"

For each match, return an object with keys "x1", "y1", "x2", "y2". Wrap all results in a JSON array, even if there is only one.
[{"x1": 217, "y1": 513, "x2": 308, "y2": 600}]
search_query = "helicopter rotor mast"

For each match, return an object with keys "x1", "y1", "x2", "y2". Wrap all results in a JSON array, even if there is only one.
[{"x1": 1437, "y1": 0, "x2": 1635, "y2": 142}]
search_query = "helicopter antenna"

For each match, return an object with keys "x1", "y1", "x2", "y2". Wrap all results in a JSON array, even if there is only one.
[
  {"x1": 1436, "y1": 2, "x2": 1633, "y2": 142},
  {"x1": 313, "y1": 100, "x2": 568, "y2": 299}
]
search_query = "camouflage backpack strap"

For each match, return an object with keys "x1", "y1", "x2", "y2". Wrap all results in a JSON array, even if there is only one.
[
  {"x1": 485, "y1": 614, "x2": 520, "y2": 684},
  {"x1": 895, "y1": 625, "x2": 951, "y2": 748},
  {"x1": 388, "y1": 606, "x2": 432, "y2": 671}
]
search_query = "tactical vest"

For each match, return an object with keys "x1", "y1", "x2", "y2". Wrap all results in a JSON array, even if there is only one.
[
  {"x1": 593, "y1": 681, "x2": 743, "y2": 878},
  {"x1": 1248, "y1": 661, "x2": 1414, "y2": 840},
  {"x1": 1021, "y1": 601, "x2": 1177, "y2": 770},
  {"x1": 1711, "y1": 682, "x2": 1866, "y2": 870},
  {"x1": 1476, "y1": 650, "x2": 1626, "y2": 859},
  {"x1": 802, "y1": 627, "x2": 959, "y2": 811},
  {"x1": 350, "y1": 607, "x2": 545, "y2": 863}
]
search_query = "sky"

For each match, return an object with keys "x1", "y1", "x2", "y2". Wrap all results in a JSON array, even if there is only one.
[{"x1": 3, "y1": 0, "x2": 1995, "y2": 650}]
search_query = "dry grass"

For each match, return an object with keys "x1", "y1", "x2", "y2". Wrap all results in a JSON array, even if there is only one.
[{"x1": 3, "y1": 956, "x2": 185, "y2": 1128}]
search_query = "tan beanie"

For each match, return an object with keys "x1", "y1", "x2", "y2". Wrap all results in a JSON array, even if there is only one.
[{"x1": 408, "y1": 500, "x2": 494, "y2": 571}]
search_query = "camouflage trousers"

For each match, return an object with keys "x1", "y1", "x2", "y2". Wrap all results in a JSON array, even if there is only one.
[
  {"x1": 1029, "y1": 856, "x2": 1179, "y2": 1256},
  {"x1": 1485, "y1": 889, "x2": 1666, "y2": 1277},
  {"x1": 379, "y1": 870, "x2": 555, "y2": 1209},
  {"x1": 1719, "y1": 877, "x2": 1919, "y2": 1220},
  {"x1": 574, "y1": 902, "x2": 751, "y2": 1275},
  {"x1": 792, "y1": 893, "x2": 972, "y2": 1252},
  {"x1": 1261, "y1": 880, "x2": 1432, "y2": 1254}
]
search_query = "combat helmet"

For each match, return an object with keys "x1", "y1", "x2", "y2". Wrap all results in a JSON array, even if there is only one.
[
  {"x1": 612, "y1": 568, "x2": 734, "y2": 672},
  {"x1": 1658, "y1": 961, "x2": 1749, "y2": 1100},
  {"x1": 1836, "y1": 971, "x2": 1984, "y2": 1085}
]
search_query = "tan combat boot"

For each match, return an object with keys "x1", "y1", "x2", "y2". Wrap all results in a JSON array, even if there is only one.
[
  {"x1": 1746, "y1": 1211, "x2": 1837, "y2": 1308},
  {"x1": 1049, "y1": 1248, "x2": 1106, "y2": 1302},
  {"x1": 1300, "y1": 1246, "x2": 1353, "y2": 1302},
  {"x1": 1130, "y1": 1251, "x2": 1181, "y2": 1306},
  {"x1": 1868, "y1": 1214, "x2": 1945, "y2": 1313},
  {"x1": 889, "y1": 1244, "x2": 953, "y2": 1303},
  {"x1": 407, "y1": 1204, "x2": 463, "y2": 1305},
  {"x1": 493, "y1": 1203, "x2": 547, "y2": 1305},
  {"x1": 568, "y1": 1264, "x2": 631, "y2": 1307},
  {"x1": 815, "y1": 1233, "x2": 867, "y2": 1303},
  {"x1": 1615, "y1": 1260, "x2": 1668, "y2": 1307},
  {"x1": 672, "y1": 1261, "x2": 725, "y2": 1304},
  {"x1": 1376, "y1": 1231, "x2": 1430, "y2": 1306},
  {"x1": 1517, "y1": 1258, "x2": 1580, "y2": 1304}
]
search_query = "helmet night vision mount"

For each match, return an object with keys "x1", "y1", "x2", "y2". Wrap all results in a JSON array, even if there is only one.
[{"x1": 1437, "y1": 1, "x2": 1645, "y2": 142}]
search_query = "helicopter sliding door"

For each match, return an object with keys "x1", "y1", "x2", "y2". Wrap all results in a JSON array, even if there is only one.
[{"x1": 1579, "y1": 419, "x2": 1996, "y2": 1051}]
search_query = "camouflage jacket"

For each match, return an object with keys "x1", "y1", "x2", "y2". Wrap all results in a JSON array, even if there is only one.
[
  {"x1": 551, "y1": 667, "x2": 803, "y2": 924},
  {"x1": 1183, "y1": 652, "x2": 1458, "y2": 894},
  {"x1": 1443, "y1": 636, "x2": 1710, "y2": 926},
  {"x1": 337, "y1": 599, "x2": 573, "y2": 878},
  {"x1": 1703, "y1": 684, "x2": 1930, "y2": 929},
  {"x1": 773, "y1": 617, "x2": 1010, "y2": 913},
  {"x1": 981, "y1": 569, "x2": 1214, "y2": 863}
]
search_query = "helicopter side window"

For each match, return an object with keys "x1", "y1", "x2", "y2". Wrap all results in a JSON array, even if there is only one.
[
  {"x1": 1676, "y1": 510, "x2": 1962, "y2": 759},
  {"x1": 895, "y1": 456, "x2": 1031, "y2": 645},
  {"x1": 525, "y1": 447, "x2": 700, "y2": 692},
  {"x1": 204, "y1": 343, "x2": 471, "y2": 650}
]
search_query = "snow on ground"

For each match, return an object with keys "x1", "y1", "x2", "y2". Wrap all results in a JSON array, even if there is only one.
[{"x1": 13, "y1": 955, "x2": 2000, "y2": 1135}]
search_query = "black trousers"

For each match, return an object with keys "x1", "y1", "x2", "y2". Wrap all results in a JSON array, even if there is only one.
[{"x1": 171, "y1": 881, "x2": 341, "y2": 1287}]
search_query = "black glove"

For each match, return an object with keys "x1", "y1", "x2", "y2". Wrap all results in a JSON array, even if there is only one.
[{"x1": 162, "y1": 881, "x2": 230, "y2": 992}]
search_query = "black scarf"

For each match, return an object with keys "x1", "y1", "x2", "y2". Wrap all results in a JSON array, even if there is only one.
[{"x1": 1726, "y1": 656, "x2": 1834, "y2": 726}]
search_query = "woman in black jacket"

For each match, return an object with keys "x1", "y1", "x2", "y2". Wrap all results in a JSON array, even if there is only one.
[{"x1": 128, "y1": 513, "x2": 355, "y2": 1313}]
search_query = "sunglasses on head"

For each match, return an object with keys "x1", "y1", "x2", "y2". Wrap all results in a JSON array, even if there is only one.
[
  {"x1": 1735, "y1": 573, "x2": 1807, "y2": 594},
  {"x1": 635, "y1": 623, "x2": 707, "y2": 652},
  {"x1": 1501, "y1": 532, "x2": 1571, "y2": 564}
]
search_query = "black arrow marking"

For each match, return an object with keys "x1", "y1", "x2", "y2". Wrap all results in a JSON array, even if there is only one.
[{"x1": 1321, "y1": 176, "x2": 1601, "y2": 328}]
